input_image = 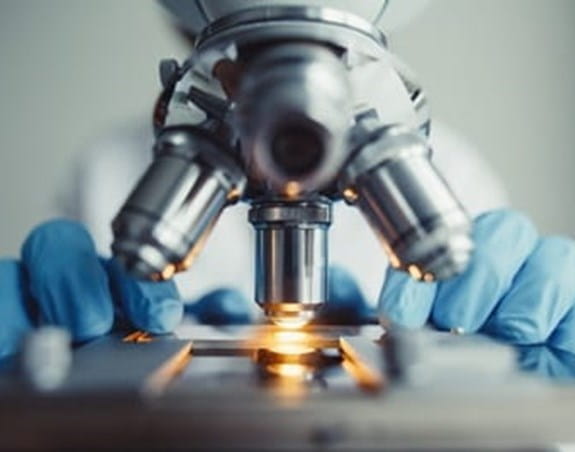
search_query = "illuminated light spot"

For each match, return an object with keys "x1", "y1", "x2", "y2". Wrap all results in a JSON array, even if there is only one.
[
  {"x1": 273, "y1": 331, "x2": 307, "y2": 343},
  {"x1": 343, "y1": 187, "x2": 358, "y2": 203},
  {"x1": 267, "y1": 363, "x2": 309, "y2": 379},
  {"x1": 407, "y1": 264, "x2": 423, "y2": 280},
  {"x1": 227, "y1": 187, "x2": 241, "y2": 202},
  {"x1": 160, "y1": 264, "x2": 176, "y2": 280},
  {"x1": 272, "y1": 317, "x2": 308, "y2": 329},
  {"x1": 423, "y1": 272, "x2": 435, "y2": 282},
  {"x1": 269, "y1": 344, "x2": 315, "y2": 356},
  {"x1": 381, "y1": 242, "x2": 401, "y2": 269},
  {"x1": 388, "y1": 253, "x2": 401, "y2": 269},
  {"x1": 283, "y1": 181, "x2": 301, "y2": 199},
  {"x1": 122, "y1": 331, "x2": 153, "y2": 343}
]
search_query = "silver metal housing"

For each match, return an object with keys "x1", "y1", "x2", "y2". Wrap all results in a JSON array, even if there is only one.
[
  {"x1": 195, "y1": 6, "x2": 387, "y2": 53},
  {"x1": 341, "y1": 125, "x2": 473, "y2": 281},
  {"x1": 112, "y1": 127, "x2": 246, "y2": 280},
  {"x1": 111, "y1": 5, "x2": 474, "y2": 327},
  {"x1": 237, "y1": 42, "x2": 352, "y2": 194},
  {"x1": 249, "y1": 199, "x2": 331, "y2": 327}
]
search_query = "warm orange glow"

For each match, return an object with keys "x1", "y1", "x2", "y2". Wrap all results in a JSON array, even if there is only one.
[
  {"x1": 143, "y1": 342, "x2": 193, "y2": 396},
  {"x1": 227, "y1": 187, "x2": 241, "y2": 202},
  {"x1": 284, "y1": 181, "x2": 301, "y2": 199},
  {"x1": 343, "y1": 187, "x2": 358, "y2": 203},
  {"x1": 381, "y1": 241, "x2": 401, "y2": 269},
  {"x1": 273, "y1": 330, "x2": 307, "y2": 343},
  {"x1": 160, "y1": 264, "x2": 176, "y2": 280},
  {"x1": 272, "y1": 317, "x2": 308, "y2": 329},
  {"x1": 388, "y1": 252, "x2": 401, "y2": 269},
  {"x1": 247, "y1": 324, "x2": 337, "y2": 354},
  {"x1": 266, "y1": 363, "x2": 310, "y2": 379},
  {"x1": 122, "y1": 331, "x2": 153, "y2": 343},
  {"x1": 267, "y1": 330, "x2": 315, "y2": 355},
  {"x1": 340, "y1": 338, "x2": 384, "y2": 393},
  {"x1": 269, "y1": 343, "x2": 315, "y2": 355},
  {"x1": 407, "y1": 264, "x2": 423, "y2": 280}
]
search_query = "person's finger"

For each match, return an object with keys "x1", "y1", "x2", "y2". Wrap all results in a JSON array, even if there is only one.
[
  {"x1": 104, "y1": 259, "x2": 182, "y2": 334},
  {"x1": 549, "y1": 307, "x2": 575, "y2": 354},
  {"x1": 317, "y1": 266, "x2": 370, "y2": 325},
  {"x1": 187, "y1": 288, "x2": 253, "y2": 325},
  {"x1": 21, "y1": 220, "x2": 114, "y2": 342},
  {"x1": 431, "y1": 210, "x2": 538, "y2": 332},
  {"x1": 483, "y1": 236, "x2": 575, "y2": 346},
  {"x1": 378, "y1": 266, "x2": 437, "y2": 328},
  {"x1": 0, "y1": 260, "x2": 34, "y2": 358},
  {"x1": 516, "y1": 346, "x2": 575, "y2": 380}
]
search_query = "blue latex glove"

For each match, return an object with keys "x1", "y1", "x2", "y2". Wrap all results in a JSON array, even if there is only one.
[
  {"x1": 185, "y1": 266, "x2": 371, "y2": 326},
  {"x1": 0, "y1": 219, "x2": 252, "y2": 359},
  {"x1": 317, "y1": 266, "x2": 373, "y2": 325},
  {"x1": 516, "y1": 345, "x2": 575, "y2": 381},
  {"x1": 186, "y1": 288, "x2": 253, "y2": 325},
  {"x1": 379, "y1": 209, "x2": 575, "y2": 354}
]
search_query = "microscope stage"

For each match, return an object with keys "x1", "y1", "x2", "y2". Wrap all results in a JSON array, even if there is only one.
[{"x1": 1, "y1": 322, "x2": 574, "y2": 450}]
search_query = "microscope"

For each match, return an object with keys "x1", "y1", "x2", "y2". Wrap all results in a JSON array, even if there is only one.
[
  {"x1": 111, "y1": 0, "x2": 473, "y2": 327},
  {"x1": 3, "y1": 3, "x2": 575, "y2": 450}
]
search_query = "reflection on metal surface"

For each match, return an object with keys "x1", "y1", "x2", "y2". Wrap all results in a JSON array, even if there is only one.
[
  {"x1": 407, "y1": 264, "x2": 423, "y2": 281},
  {"x1": 284, "y1": 181, "x2": 302, "y2": 199},
  {"x1": 271, "y1": 316, "x2": 311, "y2": 330},
  {"x1": 143, "y1": 341, "x2": 193, "y2": 396},
  {"x1": 122, "y1": 331, "x2": 153, "y2": 343},
  {"x1": 257, "y1": 347, "x2": 321, "y2": 365},
  {"x1": 269, "y1": 330, "x2": 315, "y2": 355},
  {"x1": 160, "y1": 263, "x2": 177, "y2": 280},
  {"x1": 266, "y1": 363, "x2": 311, "y2": 380},
  {"x1": 3, "y1": 325, "x2": 575, "y2": 450},
  {"x1": 340, "y1": 337, "x2": 385, "y2": 392},
  {"x1": 255, "y1": 335, "x2": 330, "y2": 403},
  {"x1": 249, "y1": 326, "x2": 336, "y2": 351},
  {"x1": 342, "y1": 187, "x2": 358, "y2": 203},
  {"x1": 245, "y1": 325, "x2": 385, "y2": 402}
]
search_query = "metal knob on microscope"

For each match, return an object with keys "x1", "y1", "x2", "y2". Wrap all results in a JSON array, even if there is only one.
[
  {"x1": 236, "y1": 43, "x2": 352, "y2": 195},
  {"x1": 341, "y1": 125, "x2": 473, "y2": 281},
  {"x1": 112, "y1": 126, "x2": 246, "y2": 280},
  {"x1": 249, "y1": 199, "x2": 332, "y2": 328}
]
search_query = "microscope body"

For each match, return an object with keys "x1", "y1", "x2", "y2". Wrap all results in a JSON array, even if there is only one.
[{"x1": 112, "y1": 2, "x2": 473, "y2": 327}]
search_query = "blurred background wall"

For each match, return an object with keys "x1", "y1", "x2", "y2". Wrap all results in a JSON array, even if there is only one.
[{"x1": 0, "y1": 0, "x2": 574, "y2": 255}]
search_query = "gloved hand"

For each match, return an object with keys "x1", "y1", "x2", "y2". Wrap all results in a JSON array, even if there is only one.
[
  {"x1": 380, "y1": 209, "x2": 575, "y2": 354},
  {"x1": 0, "y1": 219, "x2": 253, "y2": 360},
  {"x1": 516, "y1": 345, "x2": 575, "y2": 380},
  {"x1": 318, "y1": 266, "x2": 373, "y2": 325}
]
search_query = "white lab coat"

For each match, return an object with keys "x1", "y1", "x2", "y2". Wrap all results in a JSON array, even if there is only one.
[{"x1": 61, "y1": 120, "x2": 508, "y2": 308}]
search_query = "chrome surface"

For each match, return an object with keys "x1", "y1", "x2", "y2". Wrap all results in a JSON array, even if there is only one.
[
  {"x1": 193, "y1": 7, "x2": 389, "y2": 78},
  {"x1": 341, "y1": 125, "x2": 473, "y2": 280},
  {"x1": 112, "y1": 127, "x2": 246, "y2": 279},
  {"x1": 249, "y1": 199, "x2": 331, "y2": 326},
  {"x1": 237, "y1": 43, "x2": 352, "y2": 194},
  {"x1": 197, "y1": 6, "x2": 386, "y2": 48}
]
